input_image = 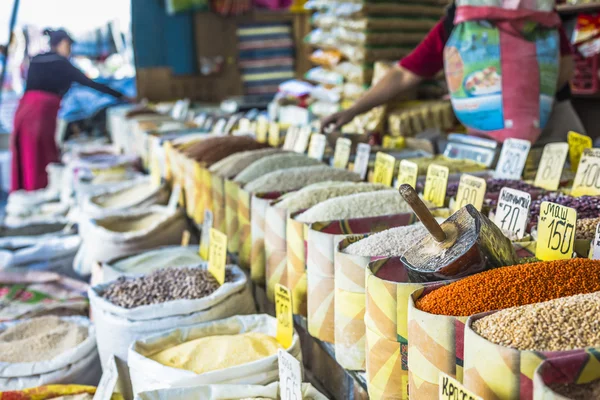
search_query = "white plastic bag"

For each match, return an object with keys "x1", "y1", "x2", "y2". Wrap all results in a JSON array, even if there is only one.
[
  {"x1": 89, "y1": 264, "x2": 256, "y2": 367},
  {"x1": 128, "y1": 314, "x2": 302, "y2": 395},
  {"x1": 0, "y1": 316, "x2": 101, "y2": 390}
]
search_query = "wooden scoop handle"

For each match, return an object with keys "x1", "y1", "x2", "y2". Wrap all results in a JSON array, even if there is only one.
[{"x1": 399, "y1": 184, "x2": 446, "y2": 243}]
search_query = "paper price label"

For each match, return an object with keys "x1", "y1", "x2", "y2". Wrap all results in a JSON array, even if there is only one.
[
  {"x1": 283, "y1": 126, "x2": 299, "y2": 150},
  {"x1": 93, "y1": 356, "x2": 118, "y2": 400},
  {"x1": 397, "y1": 160, "x2": 418, "y2": 189},
  {"x1": 373, "y1": 152, "x2": 396, "y2": 186},
  {"x1": 494, "y1": 138, "x2": 531, "y2": 180},
  {"x1": 353, "y1": 143, "x2": 371, "y2": 180},
  {"x1": 181, "y1": 230, "x2": 191, "y2": 247},
  {"x1": 423, "y1": 164, "x2": 449, "y2": 207},
  {"x1": 568, "y1": 131, "x2": 592, "y2": 172},
  {"x1": 199, "y1": 210, "x2": 214, "y2": 260},
  {"x1": 439, "y1": 373, "x2": 482, "y2": 400},
  {"x1": 278, "y1": 349, "x2": 302, "y2": 400},
  {"x1": 333, "y1": 138, "x2": 352, "y2": 169},
  {"x1": 534, "y1": 143, "x2": 569, "y2": 191},
  {"x1": 536, "y1": 201, "x2": 577, "y2": 261},
  {"x1": 238, "y1": 118, "x2": 251, "y2": 133},
  {"x1": 494, "y1": 188, "x2": 530, "y2": 240},
  {"x1": 208, "y1": 228, "x2": 227, "y2": 285},
  {"x1": 571, "y1": 148, "x2": 600, "y2": 197},
  {"x1": 275, "y1": 284, "x2": 294, "y2": 349},
  {"x1": 212, "y1": 118, "x2": 227, "y2": 135},
  {"x1": 308, "y1": 133, "x2": 326, "y2": 161},
  {"x1": 293, "y1": 126, "x2": 312, "y2": 154},
  {"x1": 268, "y1": 123, "x2": 281, "y2": 147},
  {"x1": 168, "y1": 184, "x2": 182, "y2": 213},
  {"x1": 455, "y1": 174, "x2": 487, "y2": 211},
  {"x1": 256, "y1": 117, "x2": 269, "y2": 143},
  {"x1": 591, "y1": 223, "x2": 600, "y2": 260}
]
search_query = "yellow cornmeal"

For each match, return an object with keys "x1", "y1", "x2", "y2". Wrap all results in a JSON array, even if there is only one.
[{"x1": 149, "y1": 332, "x2": 283, "y2": 374}]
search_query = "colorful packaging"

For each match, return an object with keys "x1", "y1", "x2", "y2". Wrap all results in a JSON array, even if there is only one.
[{"x1": 533, "y1": 352, "x2": 600, "y2": 400}]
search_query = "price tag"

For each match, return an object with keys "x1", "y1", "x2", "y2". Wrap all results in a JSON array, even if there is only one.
[
  {"x1": 397, "y1": 160, "x2": 418, "y2": 189},
  {"x1": 212, "y1": 118, "x2": 227, "y2": 135},
  {"x1": 150, "y1": 157, "x2": 161, "y2": 188},
  {"x1": 373, "y1": 152, "x2": 396, "y2": 186},
  {"x1": 353, "y1": 143, "x2": 371, "y2": 180},
  {"x1": 293, "y1": 126, "x2": 312, "y2": 154},
  {"x1": 238, "y1": 118, "x2": 251, "y2": 133},
  {"x1": 199, "y1": 210, "x2": 214, "y2": 260},
  {"x1": 283, "y1": 126, "x2": 299, "y2": 150},
  {"x1": 308, "y1": 133, "x2": 326, "y2": 161},
  {"x1": 278, "y1": 349, "x2": 302, "y2": 400},
  {"x1": 207, "y1": 228, "x2": 227, "y2": 285},
  {"x1": 423, "y1": 164, "x2": 449, "y2": 207},
  {"x1": 568, "y1": 131, "x2": 592, "y2": 172},
  {"x1": 571, "y1": 148, "x2": 600, "y2": 197},
  {"x1": 181, "y1": 230, "x2": 191, "y2": 247},
  {"x1": 382, "y1": 136, "x2": 405, "y2": 149},
  {"x1": 332, "y1": 138, "x2": 352, "y2": 169},
  {"x1": 275, "y1": 284, "x2": 294, "y2": 349},
  {"x1": 268, "y1": 122, "x2": 281, "y2": 147},
  {"x1": 534, "y1": 142, "x2": 569, "y2": 191},
  {"x1": 591, "y1": 223, "x2": 600, "y2": 260},
  {"x1": 439, "y1": 372, "x2": 482, "y2": 400},
  {"x1": 168, "y1": 184, "x2": 182, "y2": 213},
  {"x1": 93, "y1": 356, "x2": 118, "y2": 400},
  {"x1": 455, "y1": 174, "x2": 487, "y2": 211},
  {"x1": 536, "y1": 201, "x2": 577, "y2": 261},
  {"x1": 256, "y1": 117, "x2": 269, "y2": 143},
  {"x1": 494, "y1": 138, "x2": 531, "y2": 180},
  {"x1": 494, "y1": 188, "x2": 531, "y2": 240}
]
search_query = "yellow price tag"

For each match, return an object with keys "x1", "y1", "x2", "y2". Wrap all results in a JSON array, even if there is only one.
[
  {"x1": 181, "y1": 230, "x2": 191, "y2": 247},
  {"x1": 382, "y1": 136, "x2": 405, "y2": 149},
  {"x1": 454, "y1": 174, "x2": 487, "y2": 211},
  {"x1": 397, "y1": 160, "x2": 418, "y2": 189},
  {"x1": 256, "y1": 118, "x2": 269, "y2": 143},
  {"x1": 568, "y1": 131, "x2": 592, "y2": 172},
  {"x1": 572, "y1": 148, "x2": 600, "y2": 196},
  {"x1": 333, "y1": 138, "x2": 352, "y2": 169},
  {"x1": 275, "y1": 283, "x2": 294, "y2": 349},
  {"x1": 373, "y1": 152, "x2": 396, "y2": 186},
  {"x1": 423, "y1": 164, "x2": 449, "y2": 207},
  {"x1": 268, "y1": 122, "x2": 281, "y2": 147},
  {"x1": 536, "y1": 201, "x2": 577, "y2": 261},
  {"x1": 207, "y1": 228, "x2": 227, "y2": 285},
  {"x1": 534, "y1": 143, "x2": 569, "y2": 191},
  {"x1": 439, "y1": 373, "x2": 483, "y2": 400},
  {"x1": 199, "y1": 210, "x2": 214, "y2": 260}
]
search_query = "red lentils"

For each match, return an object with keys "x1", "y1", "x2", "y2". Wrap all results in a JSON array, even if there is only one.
[{"x1": 415, "y1": 259, "x2": 600, "y2": 316}]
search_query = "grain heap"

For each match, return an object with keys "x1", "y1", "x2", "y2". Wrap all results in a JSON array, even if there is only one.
[
  {"x1": 530, "y1": 194, "x2": 600, "y2": 225},
  {"x1": 96, "y1": 211, "x2": 164, "y2": 233},
  {"x1": 408, "y1": 156, "x2": 486, "y2": 175},
  {"x1": 275, "y1": 182, "x2": 388, "y2": 214},
  {"x1": 445, "y1": 178, "x2": 540, "y2": 198},
  {"x1": 183, "y1": 136, "x2": 269, "y2": 166},
  {"x1": 471, "y1": 291, "x2": 600, "y2": 351},
  {"x1": 550, "y1": 380, "x2": 600, "y2": 400},
  {"x1": 234, "y1": 153, "x2": 322, "y2": 185},
  {"x1": 91, "y1": 181, "x2": 159, "y2": 208},
  {"x1": 296, "y1": 190, "x2": 415, "y2": 223},
  {"x1": 344, "y1": 222, "x2": 434, "y2": 257},
  {"x1": 149, "y1": 332, "x2": 282, "y2": 374},
  {"x1": 209, "y1": 148, "x2": 281, "y2": 179},
  {"x1": 415, "y1": 259, "x2": 600, "y2": 316},
  {"x1": 244, "y1": 166, "x2": 361, "y2": 193},
  {"x1": 102, "y1": 267, "x2": 232, "y2": 308},
  {"x1": 0, "y1": 316, "x2": 87, "y2": 362},
  {"x1": 576, "y1": 217, "x2": 600, "y2": 240}
]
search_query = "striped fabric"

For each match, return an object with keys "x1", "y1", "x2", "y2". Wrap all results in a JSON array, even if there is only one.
[{"x1": 237, "y1": 23, "x2": 295, "y2": 97}]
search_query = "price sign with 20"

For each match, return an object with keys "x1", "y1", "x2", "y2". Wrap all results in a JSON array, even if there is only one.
[{"x1": 536, "y1": 201, "x2": 577, "y2": 261}]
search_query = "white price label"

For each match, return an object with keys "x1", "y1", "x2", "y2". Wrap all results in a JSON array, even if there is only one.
[
  {"x1": 199, "y1": 210, "x2": 214, "y2": 260},
  {"x1": 212, "y1": 118, "x2": 227, "y2": 135},
  {"x1": 332, "y1": 137, "x2": 352, "y2": 169},
  {"x1": 293, "y1": 126, "x2": 312, "y2": 154},
  {"x1": 93, "y1": 356, "x2": 118, "y2": 400},
  {"x1": 494, "y1": 138, "x2": 531, "y2": 180},
  {"x1": 308, "y1": 133, "x2": 326, "y2": 161},
  {"x1": 534, "y1": 142, "x2": 569, "y2": 191},
  {"x1": 353, "y1": 143, "x2": 371, "y2": 180},
  {"x1": 278, "y1": 349, "x2": 302, "y2": 400},
  {"x1": 168, "y1": 184, "x2": 182, "y2": 213},
  {"x1": 591, "y1": 223, "x2": 600, "y2": 260},
  {"x1": 494, "y1": 188, "x2": 531, "y2": 240},
  {"x1": 283, "y1": 126, "x2": 299, "y2": 150}
]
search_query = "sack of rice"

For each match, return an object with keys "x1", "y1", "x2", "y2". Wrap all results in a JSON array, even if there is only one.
[
  {"x1": 7, "y1": 164, "x2": 64, "y2": 216},
  {"x1": 209, "y1": 148, "x2": 282, "y2": 179},
  {"x1": 100, "y1": 245, "x2": 204, "y2": 284},
  {"x1": 72, "y1": 171, "x2": 147, "y2": 207},
  {"x1": 136, "y1": 382, "x2": 327, "y2": 400},
  {"x1": 74, "y1": 206, "x2": 189, "y2": 277},
  {"x1": 89, "y1": 265, "x2": 255, "y2": 366},
  {"x1": 234, "y1": 153, "x2": 322, "y2": 186},
  {"x1": 183, "y1": 136, "x2": 269, "y2": 166},
  {"x1": 0, "y1": 316, "x2": 101, "y2": 390},
  {"x1": 127, "y1": 314, "x2": 302, "y2": 395},
  {"x1": 245, "y1": 166, "x2": 361, "y2": 193},
  {"x1": 81, "y1": 178, "x2": 170, "y2": 218}
]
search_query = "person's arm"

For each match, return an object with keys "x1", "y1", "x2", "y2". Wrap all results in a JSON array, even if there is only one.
[{"x1": 64, "y1": 59, "x2": 127, "y2": 99}]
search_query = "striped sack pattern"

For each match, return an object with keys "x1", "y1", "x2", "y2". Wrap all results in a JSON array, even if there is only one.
[
  {"x1": 224, "y1": 180, "x2": 241, "y2": 255},
  {"x1": 250, "y1": 194, "x2": 273, "y2": 284},
  {"x1": 237, "y1": 188, "x2": 252, "y2": 269},
  {"x1": 211, "y1": 175, "x2": 226, "y2": 233},
  {"x1": 265, "y1": 204, "x2": 289, "y2": 302},
  {"x1": 533, "y1": 351, "x2": 600, "y2": 399},
  {"x1": 286, "y1": 215, "x2": 308, "y2": 316}
]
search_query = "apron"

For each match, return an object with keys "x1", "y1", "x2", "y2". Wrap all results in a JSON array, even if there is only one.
[{"x1": 10, "y1": 91, "x2": 61, "y2": 192}]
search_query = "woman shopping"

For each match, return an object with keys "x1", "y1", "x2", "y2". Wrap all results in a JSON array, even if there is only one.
[
  {"x1": 322, "y1": 3, "x2": 586, "y2": 145},
  {"x1": 11, "y1": 28, "x2": 132, "y2": 192}
]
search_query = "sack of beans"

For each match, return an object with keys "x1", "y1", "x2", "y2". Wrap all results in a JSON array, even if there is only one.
[
  {"x1": 127, "y1": 314, "x2": 302, "y2": 395},
  {"x1": 136, "y1": 382, "x2": 327, "y2": 400},
  {"x1": 463, "y1": 291, "x2": 600, "y2": 400},
  {"x1": 89, "y1": 264, "x2": 255, "y2": 366},
  {"x1": 81, "y1": 178, "x2": 170, "y2": 218},
  {"x1": 74, "y1": 206, "x2": 189, "y2": 277},
  {"x1": 183, "y1": 136, "x2": 269, "y2": 167},
  {"x1": 0, "y1": 316, "x2": 101, "y2": 390},
  {"x1": 533, "y1": 353, "x2": 600, "y2": 400}
]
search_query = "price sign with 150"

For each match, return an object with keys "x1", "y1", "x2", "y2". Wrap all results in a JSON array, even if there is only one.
[{"x1": 536, "y1": 201, "x2": 577, "y2": 261}]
